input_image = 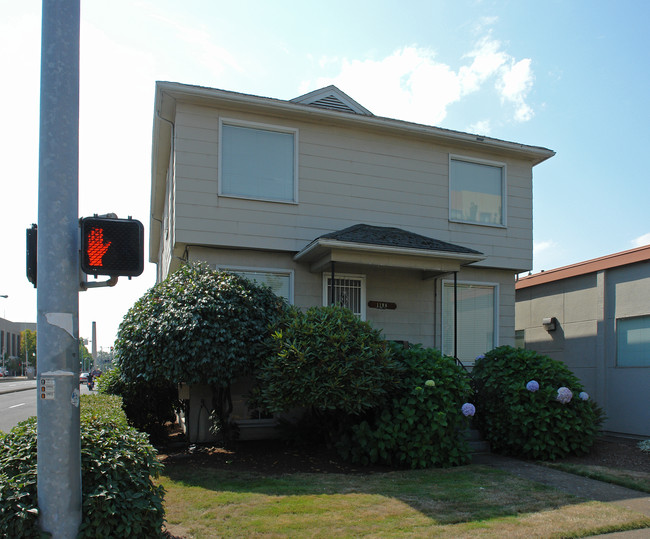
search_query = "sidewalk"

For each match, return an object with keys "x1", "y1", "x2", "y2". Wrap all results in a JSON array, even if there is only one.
[{"x1": 474, "y1": 453, "x2": 650, "y2": 537}]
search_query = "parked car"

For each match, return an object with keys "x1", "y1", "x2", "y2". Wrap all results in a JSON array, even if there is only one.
[{"x1": 79, "y1": 372, "x2": 89, "y2": 383}]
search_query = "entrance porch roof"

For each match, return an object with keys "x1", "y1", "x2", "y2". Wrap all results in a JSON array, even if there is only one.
[{"x1": 294, "y1": 224, "x2": 484, "y2": 278}]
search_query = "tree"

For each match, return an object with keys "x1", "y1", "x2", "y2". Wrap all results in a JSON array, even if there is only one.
[
  {"x1": 20, "y1": 329, "x2": 37, "y2": 372},
  {"x1": 79, "y1": 340, "x2": 93, "y2": 372},
  {"x1": 115, "y1": 261, "x2": 288, "y2": 435}
]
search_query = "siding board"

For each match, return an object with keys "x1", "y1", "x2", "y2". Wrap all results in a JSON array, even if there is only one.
[{"x1": 169, "y1": 103, "x2": 535, "y2": 271}]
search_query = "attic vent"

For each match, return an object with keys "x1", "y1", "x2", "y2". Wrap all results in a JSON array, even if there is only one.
[
  {"x1": 308, "y1": 95, "x2": 358, "y2": 114},
  {"x1": 290, "y1": 85, "x2": 373, "y2": 116}
]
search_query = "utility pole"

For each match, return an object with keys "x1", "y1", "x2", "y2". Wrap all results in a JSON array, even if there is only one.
[{"x1": 36, "y1": 0, "x2": 82, "y2": 537}]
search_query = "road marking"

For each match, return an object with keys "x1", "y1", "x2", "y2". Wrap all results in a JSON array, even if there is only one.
[{"x1": 9, "y1": 403, "x2": 26, "y2": 409}]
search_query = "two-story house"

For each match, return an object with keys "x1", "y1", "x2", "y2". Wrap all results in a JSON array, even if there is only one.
[
  {"x1": 151, "y1": 82, "x2": 554, "y2": 368},
  {"x1": 151, "y1": 82, "x2": 554, "y2": 440}
]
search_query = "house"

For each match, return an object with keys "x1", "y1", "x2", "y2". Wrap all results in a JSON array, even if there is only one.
[
  {"x1": 515, "y1": 245, "x2": 650, "y2": 437},
  {"x1": 150, "y1": 82, "x2": 554, "y2": 439}
]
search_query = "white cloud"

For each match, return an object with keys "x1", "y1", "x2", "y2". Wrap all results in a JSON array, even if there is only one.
[
  {"x1": 468, "y1": 119, "x2": 491, "y2": 135},
  {"x1": 632, "y1": 233, "x2": 650, "y2": 247},
  {"x1": 497, "y1": 58, "x2": 535, "y2": 121},
  {"x1": 147, "y1": 10, "x2": 243, "y2": 79},
  {"x1": 303, "y1": 37, "x2": 534, "y2": 127},
  {"x1": 533, "y1": 240, "x2": 557, "y2": 255}
]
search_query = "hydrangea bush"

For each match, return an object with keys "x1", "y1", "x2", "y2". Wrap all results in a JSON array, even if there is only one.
[
  {"x1": 472, "y1": 346, "x2": 603, "y2": 460},
  {"x1": 336, "y1": 343, "x2": 473, "y2": 469}
]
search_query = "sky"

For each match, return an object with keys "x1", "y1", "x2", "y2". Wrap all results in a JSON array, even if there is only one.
[{"x1": 1, "y1": 0, "x2": 649, "y2": 350}]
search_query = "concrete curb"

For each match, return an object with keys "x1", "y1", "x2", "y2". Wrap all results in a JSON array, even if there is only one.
[{"x1": 0, "y1": 381, "x2": 37, "y2": 395}]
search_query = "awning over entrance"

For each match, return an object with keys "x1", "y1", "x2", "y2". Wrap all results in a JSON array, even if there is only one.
[{"x1": 293, "y1": 224, "x2": 485, "y2": 278}]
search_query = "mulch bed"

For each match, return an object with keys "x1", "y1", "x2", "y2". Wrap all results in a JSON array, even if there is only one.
[
  {"x1": 554, "y1": 436, "x2": 650, "y2": 474},
  {"x1": 156, "y1": 423, "x2": 650, "y2": 475}
]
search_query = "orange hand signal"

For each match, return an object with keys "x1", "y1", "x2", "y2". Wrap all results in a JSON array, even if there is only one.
[{"x1": 87, "y1": 227, "x2": 111, "y2": 266}]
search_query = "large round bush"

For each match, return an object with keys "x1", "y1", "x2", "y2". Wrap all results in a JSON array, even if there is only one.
[
  {"x1": 116, "y1": 261, "x2": 287, "y2": 387},
  {"x1": 256, "y1": 306, "x2": 399, "y2": 417},
  {"x1": 337, "y1": 343, "x2": 473, "y2": 468},
  {"x1": 472, "y1": 346, "x2": 602, "y2": 460}
]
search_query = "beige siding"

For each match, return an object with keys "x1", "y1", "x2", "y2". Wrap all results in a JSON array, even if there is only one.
[
  {"x1": 170, "y1": 102, "x2": 535, "y2": 272},
  {"x1": 185, "y1": 247, "x2": 514, "y2": 352}
]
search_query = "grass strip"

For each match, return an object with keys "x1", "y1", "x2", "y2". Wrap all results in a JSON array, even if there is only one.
[
  {"x1": 540, "y1": 462, "x2": 650, "y2": 494},
  {"x1": 159, "y1": 464, "x2": 650, "y2": 538}
]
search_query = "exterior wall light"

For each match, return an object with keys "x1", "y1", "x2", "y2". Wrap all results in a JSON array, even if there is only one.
[{"x1": 542, "y1": 317, "x2": 557, "y2": 331}]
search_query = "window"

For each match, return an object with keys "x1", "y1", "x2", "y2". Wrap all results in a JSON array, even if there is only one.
[
  {"x1": 450, "y1": 156, "x2": 505, "y2": 226},
  {"x1": 617, "y1": 315, "x2": 650, "y2": 367},
  {"x1": 515, "y1": 329, "x2": 525, "y2": 349},
  {"x1": 442, "y1": 281, "x2": 497, "y2": 363},
  {"x1": 323, "y1": 274, "x2": 366, "y2": 319},
  {"x1": 221, "y1": 267, "x2": 293, "y2": 303},
  {"x1": 219, "y1": 120, "x2": 297, "y2": 203}
]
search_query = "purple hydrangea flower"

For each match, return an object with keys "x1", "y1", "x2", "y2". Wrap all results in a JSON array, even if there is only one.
[
  {"x1": 461, "y1": 403, "x2": 476, "y2": 417},
  {"x1": 579, "y1": 391, "x2": 589, "y2": 401},
  {"x1": 526, "y1": 380, "x2": 540, "y2": 392},
  {"x1": 475, "y1": 354, "x2": 486, "y2": 361},
  {"x1": 556, "y1": 387, "x2": 573, "y2": 404}
]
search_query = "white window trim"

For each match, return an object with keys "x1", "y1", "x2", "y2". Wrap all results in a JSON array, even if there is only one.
[
  {"x1": 322, "y1": 272, "x2": 367, "y2": 320},
  {"x1": 449, "y1": 154, "x2": 507, "y2": 228},
  {"x1": 441, "y1": 279, "x2": 500, "y2": 361},
  {"x1": 218, "y1": 265, "x2": 294, "y2": 303},
  {"x1": 218, "y1": 117, "x2": 299, "y2": 204}
]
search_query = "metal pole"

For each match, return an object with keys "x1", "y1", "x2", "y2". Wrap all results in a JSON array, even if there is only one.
[
  {"x1": 92, "y1": 321, "x2": 97, "y2": 370},
  {"x1": 330, "y1": 262, "x2": 335, "y2": 306},
  {"x1": 37, "y1": 0, "x2": 82, "y2": 536}
]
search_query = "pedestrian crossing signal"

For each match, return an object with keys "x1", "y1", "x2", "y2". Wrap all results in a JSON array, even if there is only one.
[{"x1": 80, "y1": 217, "x2": 144, "y2": 277}]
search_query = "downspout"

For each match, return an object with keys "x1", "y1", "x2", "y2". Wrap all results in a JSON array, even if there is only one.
[{"x1": 155, "y1": 105, "x2": 175, "y2": 274}]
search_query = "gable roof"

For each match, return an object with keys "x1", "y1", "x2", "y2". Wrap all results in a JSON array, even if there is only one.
[
  {"x1": 294, "y1": 224, "x2": 484, "y2": 276},
  {"x1": 290, "y1": 85, "x2": 373, "y2": 116},
  {"x1": 516, "y1": 244, "x2": 650, "y2": 289}
]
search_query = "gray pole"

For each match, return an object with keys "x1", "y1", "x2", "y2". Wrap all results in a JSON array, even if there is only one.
[
  {"x1": 37, "y1": 0, "x2": 82, "y2": 537},
  {"x1": 92, "y1": 321, "x2": 97, "y2": 369}
]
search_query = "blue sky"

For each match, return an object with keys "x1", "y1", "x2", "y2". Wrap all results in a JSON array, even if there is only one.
[{"x1": 1, "y1": 0, "x2": 649, "y2": 349}]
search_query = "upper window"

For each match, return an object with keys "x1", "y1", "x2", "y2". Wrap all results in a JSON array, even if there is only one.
[
  {"x1": 617, "y1": 315, "x2": 650, "y2": 367},
  {"x1": 219, "y1": 120, "x2": 297, "y2": 203},
  {"x1": 450, "y1": 156, "x2": 505, "y2": 226}
]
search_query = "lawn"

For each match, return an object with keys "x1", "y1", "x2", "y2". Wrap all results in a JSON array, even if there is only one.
[{"x1": 159, "y1": 463, "x2": 650, "y2": 538}]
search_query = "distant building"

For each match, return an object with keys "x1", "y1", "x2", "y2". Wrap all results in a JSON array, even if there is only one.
[
  {"x1": 516, "y1": 245, "x2": 650, "y2": 437},
  {"x1": 0, "y1": 317, "x2": 36, "y2": 365}
]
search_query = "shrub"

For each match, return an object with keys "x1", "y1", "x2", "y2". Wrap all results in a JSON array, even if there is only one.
[
  {"x1": 472, "y1": 346, "x2": 602, "y2": 460},
  {"x1": 256, "y1": 306, "x2": 400, "y2": 420},
  {"x1": 115, "y1": 262, "x2": 287, "y2": 433},
  {"x1": 0, "y1": 395, "x2": 165, "y2": 538},
  {"x1": 337, "y1": 343, "x2": 473, "y2": 468},
  {"x1": 96, "y1": 365, "x2": 178, "y2": 441}
]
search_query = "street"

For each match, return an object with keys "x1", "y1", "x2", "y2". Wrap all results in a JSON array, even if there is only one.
[{"x1": 0, "y1": 379, "x2": 93, "y2": 433}]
